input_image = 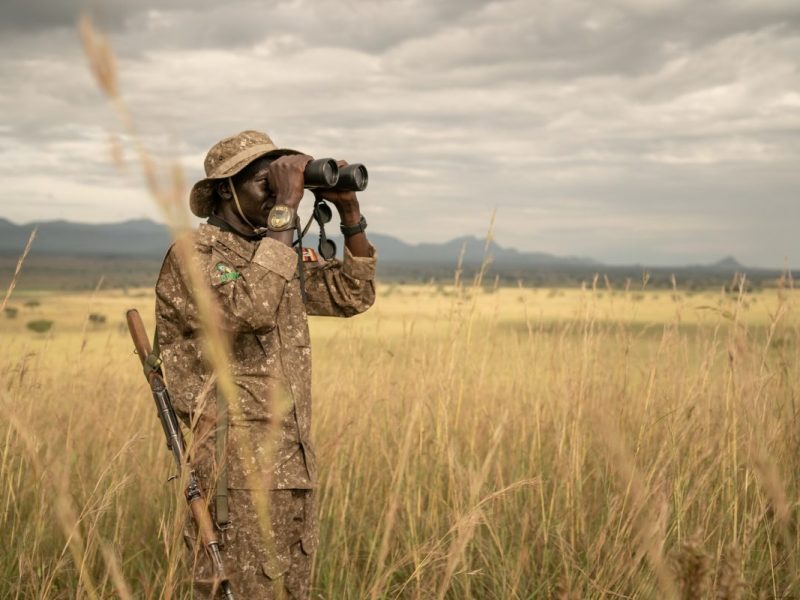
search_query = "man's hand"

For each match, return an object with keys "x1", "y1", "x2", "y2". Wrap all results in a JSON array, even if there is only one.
[
  {"x1": 315, "y1": 160, "x2": 361, "y2": 225},
  {"x1": 267, "y1": 154, "x2": 313, "y2": 209},
  {"x1": 264, "y1": 154, "x2": 311, "y2": 248},
  {"x1": 315, "y1": 160, "x2": 370, "y2": 257}
]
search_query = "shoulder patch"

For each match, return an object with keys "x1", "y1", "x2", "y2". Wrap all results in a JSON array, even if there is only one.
[
  {"x1": 215, "y1": 262, "x2": 241, "y2": 282},
  {"x1": 302, "y1": 247, "x2": 320, "y2": 263}
]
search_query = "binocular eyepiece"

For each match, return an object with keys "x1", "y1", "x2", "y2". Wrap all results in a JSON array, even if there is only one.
[{"x1": 303, "y1": 158, "x2": 369, "y2": 192}]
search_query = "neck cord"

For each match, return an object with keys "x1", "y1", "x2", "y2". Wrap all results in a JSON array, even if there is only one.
[
  {"x1": 228, "y1": 177, "x2": 268, "y2": 236},
  {"x1": 207, "y1": 214, "x2": 262, "y2": 241}
]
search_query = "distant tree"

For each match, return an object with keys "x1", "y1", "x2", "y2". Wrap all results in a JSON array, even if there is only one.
[
  {"x1": 24, "y1": 300, "x2": 41, "y2": 308},
  {"x1": 26, "y1": 319, "x2": 53, "y2": 334},
  {"x1": 88, "y1": 313, "x2": 107, "y2": 325},
  {"x1": 4, "y1": 307, "x2": 18, "y2": 319}
]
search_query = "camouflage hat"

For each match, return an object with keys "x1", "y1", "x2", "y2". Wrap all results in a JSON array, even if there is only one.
[{"x1": 189, "y1": 130, "x2": 301, "y2": 218}]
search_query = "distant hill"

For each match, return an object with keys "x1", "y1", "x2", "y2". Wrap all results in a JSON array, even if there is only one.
[
  {"x1": 1, "y1": 218, "x2": 785, "y2": 291},
  {"x1": 0, "y1": 217, "x2": 598, "y2": 268},
  {"x1": 0, "y1": 218, "x2": 171, "y2": 258},
  {"x1": 709, "y1": 256, "x2": 744, "y2": 271}
]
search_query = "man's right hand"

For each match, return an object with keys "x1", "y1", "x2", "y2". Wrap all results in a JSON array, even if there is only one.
[{"x1": 267, "y1": 154, "x2": 313, "y2": 209}]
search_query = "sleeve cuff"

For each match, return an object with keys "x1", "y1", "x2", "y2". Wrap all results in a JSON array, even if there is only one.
[
  {"x1": 252, "y1": 237, "x2": 298, "y2": 281},
  {"x1": 342, "y1": 243, "x2": 377, "y2": 280}
]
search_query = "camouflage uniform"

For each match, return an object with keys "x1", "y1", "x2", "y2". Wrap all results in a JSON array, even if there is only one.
[{"x1": 155, "y1": 216, "x2": 376, "y2": 597}]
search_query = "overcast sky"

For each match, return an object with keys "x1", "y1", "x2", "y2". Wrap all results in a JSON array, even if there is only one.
[{"x1": 0, "y1": 0, "x2": 798, "y2": 267}]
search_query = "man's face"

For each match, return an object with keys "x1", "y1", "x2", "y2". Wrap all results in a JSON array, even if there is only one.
[{"x1": 228, "y1": 155, "x2": 277, "y2": 226}]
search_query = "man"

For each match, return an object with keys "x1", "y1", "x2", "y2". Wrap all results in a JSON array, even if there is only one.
[{"x1": 155, "y1": 130, "x2": 377, "y2": 598}]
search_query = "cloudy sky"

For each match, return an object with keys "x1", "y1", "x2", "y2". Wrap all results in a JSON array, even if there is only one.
[{"x1": 0, "y1": 0, "x2": 798, "y2": 267}]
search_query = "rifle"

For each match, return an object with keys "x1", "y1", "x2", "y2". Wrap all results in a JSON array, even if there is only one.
[{"x1": 126, "y1": 309, "x2": 234, "y2": 600}]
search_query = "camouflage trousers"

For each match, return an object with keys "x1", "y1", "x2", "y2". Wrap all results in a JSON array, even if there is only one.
[{"x1": 183, "y1": 489, "x2": 318, "y2": 599}]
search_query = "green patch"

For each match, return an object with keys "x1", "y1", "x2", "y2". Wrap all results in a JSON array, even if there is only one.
[{"x1": 215, "y1": 262, "x2": 241, "y2": 282}]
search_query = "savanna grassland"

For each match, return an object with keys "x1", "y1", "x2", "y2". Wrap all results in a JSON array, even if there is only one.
[{"x1": 2, "y1": 278, "x2": 799, "y2": 599}]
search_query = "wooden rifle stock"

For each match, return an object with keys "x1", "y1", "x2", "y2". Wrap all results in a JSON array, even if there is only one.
[
  {"x1": 125, "y1": 309, "x2": 234, "y2": 600},
  {"x1": 126, "y1": 309, "x2": 153, "y2": 372}
]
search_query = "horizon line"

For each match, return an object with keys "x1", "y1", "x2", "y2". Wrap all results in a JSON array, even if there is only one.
[{"x1": 0, "y1": 215, "x2": 792, "y2": 272}]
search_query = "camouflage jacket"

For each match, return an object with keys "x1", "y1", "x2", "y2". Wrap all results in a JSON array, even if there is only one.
[{"x1": 155, "y1": 222, "x2": 376, "y2": 491}]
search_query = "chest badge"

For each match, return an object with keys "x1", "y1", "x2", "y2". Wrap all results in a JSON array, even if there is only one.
[{"x1": 215, "y1": 262, "x2": 241, "y2": 282}]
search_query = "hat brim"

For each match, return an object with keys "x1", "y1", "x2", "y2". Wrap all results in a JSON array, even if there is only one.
[{"x1": 190, "y1": 147, "x2": 303, "y2": 218}]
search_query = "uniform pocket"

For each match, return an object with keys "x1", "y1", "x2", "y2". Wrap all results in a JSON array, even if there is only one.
[
  {"x1": 225, "y1": 421, "x2": 274, "y2": 490},
  {"x1": 300, "y1": 491, "x2": 319, "y2": 555},
  {"x1": 261, "y1": 551, "x2": 292, "y2": 581},
  {"x1": 261, "y1": 489, "x2": 304, "y2": 579},
  {"x1": 300, "y1": 533, "x2": 318, "y2": 556}
]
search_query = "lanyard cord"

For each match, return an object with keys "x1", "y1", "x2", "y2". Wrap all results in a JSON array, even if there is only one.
[
  {"x1": 294, "y1": 212, "x2": 316, "y2": 244},
  {"x1": 228, "y1": 177, "x2": 269, "y2": 237},
  {"x1": 228, "y1": 178, "x2": 256, "y2": 229}
]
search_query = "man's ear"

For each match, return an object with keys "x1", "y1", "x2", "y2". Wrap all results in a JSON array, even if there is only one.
[{"x1": 217, "y1": 180, "x2": 232, "y2": 200}]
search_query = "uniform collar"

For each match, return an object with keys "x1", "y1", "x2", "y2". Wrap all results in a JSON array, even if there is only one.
[
  {"x1": 207, "y1": 214, "x2": 263, "y2": 241},
  {"x1": 197, "y1": 221, "x2": 257, "y2": 261}
]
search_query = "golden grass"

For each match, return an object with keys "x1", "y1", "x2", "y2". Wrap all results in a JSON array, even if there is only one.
[{"x1": 2, "y1": 280, "x2": 799, "y2": 598}]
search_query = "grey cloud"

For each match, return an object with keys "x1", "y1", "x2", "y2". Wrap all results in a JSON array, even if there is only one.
[
  {"x1": 0, "y1": 0, "x2": 86, "y2": 32},
  {"x1": 383, "y1": 1, "x2": 800, "y2": 85},
  {"x1": 0, "y1": 0, "x2": 201, "y2": 33},
  {"x1": 0, "y1": 0, "x2": 799, "y2": 267},
  {"x1": 4, "y1": 1, "x2": 799, "y2": 92},
  {"x1": 0, "y1": 0, "x2": 491, "y2": 54}
]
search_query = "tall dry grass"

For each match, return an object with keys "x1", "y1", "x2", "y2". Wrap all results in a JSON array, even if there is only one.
[
  {"x1": 79, "y1": 12, "x2": 279, "y2": 559},
  {"x1": 1, "y1": 277, "x2": 799, "y2": 598},
  {"x1": 1, "y1": 227, "x2": 37, "y2": 313}
]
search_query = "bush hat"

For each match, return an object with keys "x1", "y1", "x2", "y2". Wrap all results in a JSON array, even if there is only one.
[{"x1": 189, "y1": 130, "x2": 301, "y2": 218}]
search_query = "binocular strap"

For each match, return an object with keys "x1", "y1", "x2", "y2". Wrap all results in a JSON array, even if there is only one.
[{"x1": 294, "y1": 218, "x2": 308, "y2": 304}]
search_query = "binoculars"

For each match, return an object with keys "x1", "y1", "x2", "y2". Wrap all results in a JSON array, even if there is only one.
[{"x1": 303, "y1": 158, "x2": 368, "y2": 192}]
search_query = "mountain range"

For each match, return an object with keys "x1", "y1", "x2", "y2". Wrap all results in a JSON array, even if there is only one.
[{"x1": 0, "y1": 217, "x2": 744, "y2": 271}]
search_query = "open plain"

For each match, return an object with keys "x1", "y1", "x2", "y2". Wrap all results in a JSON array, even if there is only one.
[{"x1": 2, "y1": 280, "x2": 799, "y2": 598}]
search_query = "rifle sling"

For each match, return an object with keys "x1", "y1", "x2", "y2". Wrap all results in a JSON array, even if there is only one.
[
  {"x1": 152, "y1": 326, "x2": 230, "y2": 531},
  {"x1": 215, "y1": 386, "x2": 230, "y2": 529}
]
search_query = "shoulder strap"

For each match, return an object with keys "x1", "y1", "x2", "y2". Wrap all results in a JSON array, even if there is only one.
[
  {"x1": 215, "y1": 385, "x2": 230, "y2": 529},
  {"x1": 153, "y1": 319, "x2": 229, "y2": 531}
]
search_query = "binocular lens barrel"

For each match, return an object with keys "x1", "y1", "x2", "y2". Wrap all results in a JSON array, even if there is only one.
[
  {"x1": 303, "y1": 158, "x2": 369, "y2": 191},
  {"x1": 304, "y1": 158, "x2": 339, "y2": 189},
  {"x1": 337, "y1": 164, "x2": 369, "y2": 192}
]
